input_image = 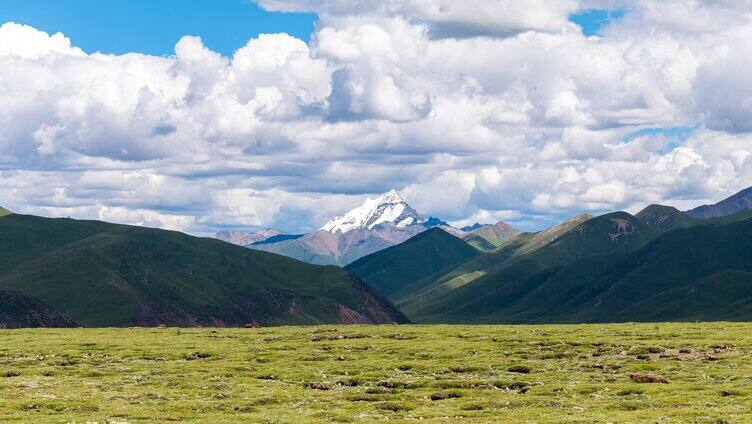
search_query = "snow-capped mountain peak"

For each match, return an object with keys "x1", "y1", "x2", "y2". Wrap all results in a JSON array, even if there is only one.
[{"x1": 320, "y1": 189, "x2": 422, "y2": 233}]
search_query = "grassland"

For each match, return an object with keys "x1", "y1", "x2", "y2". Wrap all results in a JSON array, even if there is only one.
[{"x1": 0, "y1": 323, "x2": 750, "y2": 423}]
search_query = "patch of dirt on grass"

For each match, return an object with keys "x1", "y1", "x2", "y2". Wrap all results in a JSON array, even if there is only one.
[
  {"x1": 430, "y1": 390, "x2": 462, "y2": 400},
  {"x1": 337, "y1": 377, "x2": 361, "y2": 387},
  {"x1": 304, "y1": 381, "x2": 332, "y2": 390},
  {"x1": 376, "y1": 401, "x2": 415, "y2": 412},
  {"x1": 629, "y1": 372, "x2": 669, "y2": 383}
]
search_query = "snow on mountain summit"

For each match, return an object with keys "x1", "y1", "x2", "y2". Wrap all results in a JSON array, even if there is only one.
[{"x1": 320, "y1": 190, "x2": 423, "y2": 234}]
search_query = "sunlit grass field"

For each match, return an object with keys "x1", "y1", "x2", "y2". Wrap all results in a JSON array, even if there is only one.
[{"x1": 1, "y1": 323, "x2": 750, "y2": 423}]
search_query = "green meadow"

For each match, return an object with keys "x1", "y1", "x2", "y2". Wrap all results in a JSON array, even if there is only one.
[{"x1": 1, "y1": 323, "x2": 750, "y2": 423}]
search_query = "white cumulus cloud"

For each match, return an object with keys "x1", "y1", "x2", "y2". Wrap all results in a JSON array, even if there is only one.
[{"x1": 0, "y1": 1, "x2": 751, "y2": 234}]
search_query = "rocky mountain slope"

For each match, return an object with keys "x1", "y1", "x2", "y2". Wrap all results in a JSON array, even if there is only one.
[
  {"x1": 321, "y1": 189, "x2": 421, "y2": 233},
  {"x1": 250, "y1": 190, "x2": 461, "y2": 265},
  {"x1": 215, "y1": 229, "x2": 283, "y2": 246}
]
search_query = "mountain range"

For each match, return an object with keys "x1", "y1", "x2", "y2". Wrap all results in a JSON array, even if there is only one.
[
  {"x1": 345, "y1": 185, "x2": 752, "y2": 323},
  {"x1": 246, "y1": 190, "x2": 488, "y2": 265},
  {"x1": 2, "y1": 184, "x2": 752, "y2": 327}
]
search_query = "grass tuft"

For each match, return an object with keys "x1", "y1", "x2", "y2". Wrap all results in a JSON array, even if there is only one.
[{"x1": 507, "y1": 364, "x2": 532, "y2": 374}]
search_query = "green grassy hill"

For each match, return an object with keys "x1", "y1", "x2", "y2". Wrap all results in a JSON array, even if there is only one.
[
  {"x1": 610, "y1": 269, "x2": 752, "y2": 321},
  {"x1": 461, "y1": 233, "x2": 497, "y2": 252},
  {"x1": 345, "y1": 228, "x2": 479, "y2": 297},
  {"x1": 567, "y1": 217, "x2": 752, "y2": 322},
  {"x1": 635, "y1": 204, "x2": 697, "y2": 231},
  {"x1": 398, "y1": 213, "x2": 659, "y2": 318},
  {"x1": 402, "y1": 212, "x2": 752, "y2": 323},
  {"x1": 496, "y1": 216, "x2": 752, "y2": 323},
  {"x1": 542, "y1": 211, "x2": 661, "y2": 258},
  {"x1": 392, "y1": 215, "x2": 593, "y2": 308},
  {"x1": 0, "y1": 214, "x2": 408, "y2": 327},
  {"x1": 393, "y1": 233, "x2": 534, "y2": 308}
]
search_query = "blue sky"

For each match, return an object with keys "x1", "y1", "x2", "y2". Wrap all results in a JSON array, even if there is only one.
[
  {"x1": 0, "y1": 0, "x2": 316, "y2": 56},
  {"x1": 623, "y1": 126, "x2": 699, "y2": 153},
  {"x1": 1, "y1": 1, "x2": 621, "y2": 55},
  {"x1": 569, "y1": 8, "x2": 625, "y2": 36}
]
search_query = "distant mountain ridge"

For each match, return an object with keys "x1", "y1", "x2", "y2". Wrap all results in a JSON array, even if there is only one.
[
  {"x1": 345, "y1": 184, "x2": 752, "y2": 324},
  {"x1": 251, "y1": 190, "x2": 464, "y2": 265},
  {"x1": 215, "y1": 229, "x2": 284, "y2": 246},
  {"x1": 461, "y1": 223, "x2": 483, "y2": 232},
  {"x1": 241, "y1": 185, "x2": 752, "y2": 268},
  {"x1": 251, "y1": 225, "x2": 429, "y2": 266},
  {"x1": 249, "y1": 233, "x2": 304, "y2": 245},
  {"x1": 461, "y1": 221, "x2": 521, "y2": 251},
  {"x1": 686, "y1": 186, "x2": 752, "y2": 219}
]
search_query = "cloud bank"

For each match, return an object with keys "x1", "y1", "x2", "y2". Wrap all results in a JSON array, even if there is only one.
[{"x1": 1, "y1": 0, "x2": 751, "y2": 233}]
